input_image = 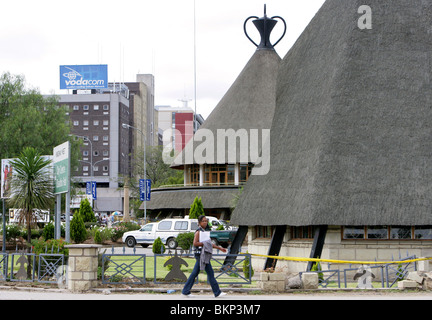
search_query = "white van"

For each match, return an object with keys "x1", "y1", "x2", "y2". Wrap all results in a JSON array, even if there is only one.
[{"x1": 122, "y1": 218, "x2": 199, "y2": 249}]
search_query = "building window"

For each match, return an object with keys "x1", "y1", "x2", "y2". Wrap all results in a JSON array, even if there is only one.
[
  {"x1": 342, "y1": 226, "x2": 432, "y2": 240},
  {"x1": 94, "y1": 105, "x2": 99, "y2": 110},
  {"x1": 343, "y1": 226, "x2": 365, "y2": 239},
  {"x1": 94, "y1": 166, "x2": 99, "y2": 172},
  {"x1": 83, "y1": 105, "x2": 89, "y2": 110},
  {"x1": 103, "y1": 150, "x2": 109, "y2": 156},
  {"x1": 83, "y1": 151, "x2": 89, "y2": 156},
  {"x1": 390, "y1": 226, "x2": 412, "y2": 240},
  {"x1": 103, "y1": 166, "x2": 108, "y2": 172},
  {"x1": 414, "y1": 226, "x2": 432, "y2": 240},
  {"x1": 83, "y1": 120, "x2": 89, "y2": 126},
  {"x1": 83, "y1": 166, "x2": 89, "y2": 172},
  {"x1": 103, "y1": 105, "x2": 109, "y2": 110},
  {"x1": 93, "y1": 151, "x2": 99, "y2": 156},
  {"x1": 93, "y1": 136, "x2": 99, "y2": 141},
  {"x1": 204, "y1": 164, "x2": 235, "y2": 185},
  {"x1": 73, "y1": 121, "x2": 79, "y2": 126},
  {"x1": 186, "y1": 165, "x2": 200, "y2": 186},
  {"x1": 93, "y1": 120, "x2": 99, "y2": 126},
  {"x1": 291, "y1": 226, "x2": 315, "y2": 239},
  {"x1": 367, "y1": 226, "x2": 389, "y2": 239},
  {"x1": 255, "y1": 226, "x2": 274, "y2": 239},
  {"x1": 73, "y1": 105, "x2": 79, "y2": 111},
  {"x1": 103, "y1": 120, "x2": 109, "y2": 126},
  {"x1": 103, "y1": 135, "x2": 109, "y2": 141},
  {"x1": 240, "y1": 164, "x2": 254, "y2": 183}
]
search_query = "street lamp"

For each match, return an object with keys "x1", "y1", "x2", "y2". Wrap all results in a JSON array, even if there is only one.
[{"x1": 122, "y1": 123, "x2": 147, "y2": 224}]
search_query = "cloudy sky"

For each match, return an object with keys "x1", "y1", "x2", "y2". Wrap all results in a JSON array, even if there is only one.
[{"x1": 0, "y1": 0, "x2": 325, "y2": 118}]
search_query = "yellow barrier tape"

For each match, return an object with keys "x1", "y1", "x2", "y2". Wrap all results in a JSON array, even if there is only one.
[{"x1": 240, "y1": 252, "x2": 432, "y2": 265}]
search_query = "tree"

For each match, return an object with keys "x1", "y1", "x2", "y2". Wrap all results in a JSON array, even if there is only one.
[
  {"x1": 0, "y1": 72, "x2": 81, "y2": 172},
  {"x1": 7, "y1": 147, "x2": 54, "y2": 245},
  {"x1": 70, "y1": 213, "x2": 87, "y2": 244},
  {"x1": 189, "y1": 196, "x2": 204, "y2": 219},
  {"x1": 78, "y1": 198, "x2": 95, "y2": 223}
]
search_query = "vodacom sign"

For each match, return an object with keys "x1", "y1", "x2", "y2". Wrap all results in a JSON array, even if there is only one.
[{"x1": 60, "y1": 64, "x2": 108, "y2": 90}]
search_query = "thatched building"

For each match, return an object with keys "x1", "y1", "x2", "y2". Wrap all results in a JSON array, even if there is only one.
[
  {"x1": 144, "y1": 7, "x2": 283, "y2": 220},
  {"x1": 231, "y1": 0, "x2": 432, "y2": 272}
]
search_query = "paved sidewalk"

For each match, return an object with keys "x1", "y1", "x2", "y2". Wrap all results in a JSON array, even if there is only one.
[{"x1": 2, "y1": 287, "x2": 432, "y2": 300}]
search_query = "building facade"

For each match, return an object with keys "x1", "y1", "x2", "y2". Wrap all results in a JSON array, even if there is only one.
[
  {"x1": 231, "y1": 0, "x2": 432, "y2": 273},
  {"x1": 57, "y1": 75, "x2": 155, "y2": 214}
]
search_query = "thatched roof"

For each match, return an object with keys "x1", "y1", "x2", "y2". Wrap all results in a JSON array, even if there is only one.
[
  {"x1": 171, "y1": 49, "x2": 281, "y2": 168},
  {"x1": 140, "y1": 186, "x2": 240, "y2": 210},
  {"x1": 231, "y1": 0, "x2": 432, "y2": 227}
]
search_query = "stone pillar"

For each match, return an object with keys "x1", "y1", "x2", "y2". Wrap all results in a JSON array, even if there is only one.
[
  {"x1": 65, "y1": 244, "x2": 102, "y2": 292},
  {"x1": 258, "y1": 272, "x2": 286, "y2": 292}
]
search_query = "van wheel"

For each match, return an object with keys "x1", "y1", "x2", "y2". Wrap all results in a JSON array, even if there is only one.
[
  {"x1": 126, "y1": 237, "x2": 136, "y2": 248},
  {"x1": 166, "y1": 238, "x2": 177, "y2": 249}
]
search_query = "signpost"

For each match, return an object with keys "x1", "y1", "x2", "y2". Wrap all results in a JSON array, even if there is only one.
[
  {"x1": 53, "y1": 142, "x2": 71, "y2": 242},
  {"x1": 139, "y1": 179, "x2": 151, "y2": 201},
  {"x1": 91, "y1": 181, "x2": 97, "y2": 201}
]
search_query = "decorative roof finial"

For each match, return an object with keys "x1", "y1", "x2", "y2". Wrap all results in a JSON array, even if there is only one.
[{"x1": 244, "y1": 4, "x2": 286, "y2": 50}]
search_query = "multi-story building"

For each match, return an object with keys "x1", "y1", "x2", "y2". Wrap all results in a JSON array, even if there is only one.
[
  {"x1": 57, "y1": 75, "x2": 155, "y2": 214},
  {"x1": 156, "y1": 103, "x2": 204, "y2": 152}
]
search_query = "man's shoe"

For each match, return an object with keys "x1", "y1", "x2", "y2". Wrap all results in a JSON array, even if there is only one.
[{"x1": 216, "y1": 292, "x2": 227, "y2": 298}]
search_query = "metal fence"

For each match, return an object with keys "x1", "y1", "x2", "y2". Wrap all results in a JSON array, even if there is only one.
[
  {"x1": 0, "y1": 248, "x2": 66, "y2": 284},
  {"x1": 299, "y1": 253, "x2": 418, "y2": 289},
  {"x1": 101, "y1": 246, "x2": 253, "y2": 286}
]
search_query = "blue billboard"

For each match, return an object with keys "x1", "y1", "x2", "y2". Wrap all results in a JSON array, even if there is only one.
[{"x1": 60, "y1": 65, "x2": 108, "y2": 90}]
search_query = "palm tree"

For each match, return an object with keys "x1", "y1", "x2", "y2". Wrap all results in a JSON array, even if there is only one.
[{"x1": 7, "y1": 147, "x2": 54, "y2": 246}]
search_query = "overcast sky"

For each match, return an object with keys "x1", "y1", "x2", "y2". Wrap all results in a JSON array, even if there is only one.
[{"x1": 0, "y1": 0, "x2": 325, "y2": 118}]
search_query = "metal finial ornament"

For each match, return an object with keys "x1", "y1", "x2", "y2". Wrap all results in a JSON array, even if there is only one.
[{"x1": 244, "y1": 4, "x2": 287, "y2": 50}]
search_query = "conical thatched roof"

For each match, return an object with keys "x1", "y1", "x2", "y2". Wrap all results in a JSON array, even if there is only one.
[
  {"x1": 171, "y1": 49, "x2": 281, "y2": 167},
  {"x1": 232, "y1": 0, "x2": 432, "y2": 227}
]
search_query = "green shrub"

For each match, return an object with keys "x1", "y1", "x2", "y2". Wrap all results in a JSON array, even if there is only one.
[
  {"x1": 176, "y1": 232, "x2": 194, "y2": 250},
  {"x1": 4, "y1": 224, "x2": 22, "y2": 243},
  {"x1": 31, "y1": 238, "x2": 69, "y2": 256},
  {"x1": 79, "y1": 198, "x2": 96, "y2": 223},
  {"x1": 70, "y1": 213, "x2": 87, "y2": 244},
  {"x1": 189, "y1": 196, "x2": 204, "y2": 219},
  {"x1": 42, "y1": 222, "x2": 55, "y2": 240},
  {"x1": 153, "y1": 237, "x2": 165, "y2": 254},
  {"x1": 243, "y1": 251, "x2": 254, "y2": 279},
  {"x1": 311, "y1": 258, "x2": 324, "y2": 283},
  {"x1": 94, "y1": 229, "x2": 102, "y2": 244},
  {"x1": 99, "y1": 227, "x2": 113, "y2": 243}
]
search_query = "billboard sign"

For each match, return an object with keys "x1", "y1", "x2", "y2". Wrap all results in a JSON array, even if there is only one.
[
  {"x1": 53, "y1": 142, "x2": 70, "y2": 194},
  {"x1": 60, "y1": 64, "x2": 108, "y2": 90},
  {"x1": 2, "y1": 156, "x2": 53, "y2": 199},
  {"x1": 1, "y1": 159, "x2": 14, "y2": 199}
]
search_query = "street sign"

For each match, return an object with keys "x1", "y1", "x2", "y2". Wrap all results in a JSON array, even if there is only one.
[
  {"x1": 91, "y1": 181, "x2": 97, "y2": 200},
  {"x1": 86, "y1": 181, "x2": 92, "y2": 195},
  {"x1": 53, "y1": 142, "x2": 70, "y2": 194},
  {"x1": 139, "y1": 179, "x2": 151, "y2": 201}
]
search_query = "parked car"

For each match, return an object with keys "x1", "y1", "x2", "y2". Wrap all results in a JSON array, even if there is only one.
[
  {"x1": 122, "y1": 218, "x2": 198, "y2": 249},
  {"x1": 210, "y1": 229, "x2": 237, "y2": 248}
]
